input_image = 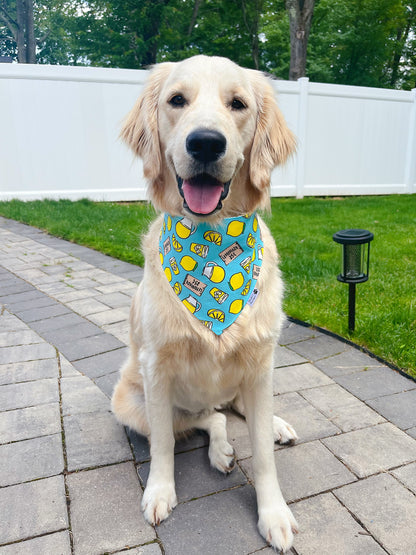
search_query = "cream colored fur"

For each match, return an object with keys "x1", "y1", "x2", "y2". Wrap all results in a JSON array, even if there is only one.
[{"x1": 111, "y1": 55, "x2": 298, "y2": 552}]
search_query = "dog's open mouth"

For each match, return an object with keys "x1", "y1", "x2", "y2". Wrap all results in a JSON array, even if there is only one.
[{"x1": 177, "y1": 174, "x2": 230, "y2": 216}]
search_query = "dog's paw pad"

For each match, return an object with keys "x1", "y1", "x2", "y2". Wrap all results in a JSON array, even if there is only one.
[
  {"x1": 141, "y1": 483, "x2": 177, "y2": 526},
  {"x1": 273, "y1": 415, "x2": 298, "y2": 445},
  {"x1": 209, "y1": 439, "x2": 235, "y2": 474}
]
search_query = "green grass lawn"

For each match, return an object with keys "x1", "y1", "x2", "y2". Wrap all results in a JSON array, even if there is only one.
[{"x1": 0, "y1": 195, "x2": 414, "y2": 378}]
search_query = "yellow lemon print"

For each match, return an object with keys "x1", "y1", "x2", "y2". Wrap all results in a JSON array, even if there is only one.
[
  {"x1": 176, "y1": 218, "x2": 194, "y2": 239},
  {"x1": 229, "y1": 272, "x2": 244, "y2": 291},
  {"x1": 164, "y1": 267, "x2": 172, "y2": 282},
  {"x1": 246, "y1": 233, "x2": 256, "y2": 248},
  {"x1": 241, "y1": 279, "x2": 252, "y2": 296},
  {"x1": 207, "y1": 308, "x2": 225, "y2": 322},
  {"x1": 253, "y1": 216, "x2": 258, "y2": 233},
  {"x1": 172, "y1": 234, "x2": 183, "y2": 253},
  {"x1": 203, "y1": 230, "x2": 222, "y2": 246},
  {"x1": 229, "y1": 299, "x2": 243, "y2": 314},
  {"x1": 167, "y1": 215, "x2": 172, "y2": 231},
  {"x1": 226, "y1": 220, "x2": 245, "y2": 237},
  {"x1": 180, "y1": 255, "x2": 198, "y2": 271},
  {"x1": 159, "y1": 251, "x2": 164, "y2": 265},
  {"x1": 163, "y1": 220, "x2": 166, "y2": 233},
  {"x1": 173, "y1": 282, "x2": 182, "y2": 295},
  {"x1": 251, "y1": 249, "x2": 256, "y2": 261}
]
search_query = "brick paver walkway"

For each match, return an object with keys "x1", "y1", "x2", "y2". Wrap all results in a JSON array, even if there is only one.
[{"x1": 1, "y1": 216, "x2": 416, "y2": 555}]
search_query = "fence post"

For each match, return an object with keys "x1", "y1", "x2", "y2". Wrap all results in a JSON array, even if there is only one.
[
  {"x1": 295, "y1": 77, "x2": 309, "y2": 199},
  {"x1": 404, "y1": 88, "x2": 416, "y2": 194}
]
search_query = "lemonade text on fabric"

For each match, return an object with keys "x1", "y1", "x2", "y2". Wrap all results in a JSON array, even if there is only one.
[{"x1": 159, "y1": 213, "x2": 264, "y2": 335}]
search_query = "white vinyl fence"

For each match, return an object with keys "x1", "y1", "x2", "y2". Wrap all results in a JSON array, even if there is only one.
[{"x1": 1, "y1": 63, "x2": 415, "y2": 201}]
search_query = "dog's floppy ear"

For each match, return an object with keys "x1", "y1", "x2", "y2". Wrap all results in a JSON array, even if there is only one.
[
  {"x1": 120, "y1": 63, "x2": 174, "y2": 183},
  {"x1": 249, "y1": 73, "x2": 296, "y2": 191}
]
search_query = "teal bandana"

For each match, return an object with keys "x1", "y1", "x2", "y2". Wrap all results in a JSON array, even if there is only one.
[{"x1": 159, "y1": 212, "x2": 264, "y2": 335}]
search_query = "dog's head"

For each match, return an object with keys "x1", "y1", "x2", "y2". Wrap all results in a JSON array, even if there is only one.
[{"x1": 121, "y1": 55, "x2": 295, "y2": 220}]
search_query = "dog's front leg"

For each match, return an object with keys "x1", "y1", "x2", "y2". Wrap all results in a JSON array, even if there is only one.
[
  {"x1": 241, "y1": 367, "x2": 298, "y2": 553},
  {"x1": 141, "y1": 351, "x2": 177, "y2": 525}
]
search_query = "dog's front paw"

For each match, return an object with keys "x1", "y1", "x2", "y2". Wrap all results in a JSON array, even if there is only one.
[
  {"x1": 258, "y1": 503, "x2": 298, "y2": 553},
  {"x1": 209, "y1": 438, "x2": 235, "y2": 473},
  {"x1": 141, "y1": 482, "x2": 177, "y2": 525},
  {"x1": 273, "y1": 416, "x2": 298, "y2": 445}
]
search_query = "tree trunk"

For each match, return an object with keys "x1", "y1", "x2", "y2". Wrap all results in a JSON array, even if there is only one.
[
  {"x1": 286, "y1": 0, "x2": 315, "y2": 81},
  {"x1": 187, "y1": 0, "x2": 203, "y2": 37},
  {"x1": 16, "y1": 0, "x2": 27, "y2": 62},
  {"x1": 241, "y1": 0, "x2": 263, "y2": 70},
  {"x1": 13, "y1": 0, "x2": 36, "y2": 63},
  {"x1": 25, "y1": 0, "x2": 36, "y2": 64}
]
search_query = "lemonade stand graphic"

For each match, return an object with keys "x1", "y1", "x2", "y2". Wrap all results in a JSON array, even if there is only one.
[
  {"x1": 159, "y1": 213, "x2": 264, "y2": 335},
  {"x1": 183, "y1": 295, "x2": 201, "y2": 314},
  {"x1": 176, "y1": 217, "x2": 197, "y2": 239},
  {"x1": 203, "y1": 261, "x2": 225, "y2": 283}
]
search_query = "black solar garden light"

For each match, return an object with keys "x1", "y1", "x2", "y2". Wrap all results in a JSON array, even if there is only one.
[{"x1": 333, "y1": 229, "x2": 374, "y2": 332}]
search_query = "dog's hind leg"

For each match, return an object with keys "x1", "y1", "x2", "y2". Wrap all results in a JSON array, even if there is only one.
[
  {"x1": 232, "y1": 391, "x2": 298, "y2": 445},
  {"x1": 111, "y1": 338, "x2": 149, "y2": 436},
  {"x1": 176, "y1": 410, "x2": 235, "y2": 474}
]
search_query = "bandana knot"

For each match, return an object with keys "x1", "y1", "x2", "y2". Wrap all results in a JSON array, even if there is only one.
[{"x1": 159, "y1": 213, "x2": 263, "y2": 335}]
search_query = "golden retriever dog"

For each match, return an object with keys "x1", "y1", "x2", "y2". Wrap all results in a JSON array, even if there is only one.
[{"x1": 111, "y1": 55, "x2": 298, "y2": 552}]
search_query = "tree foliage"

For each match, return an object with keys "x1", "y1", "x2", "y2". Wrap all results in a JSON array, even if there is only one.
[{"x1": 1, "y1": 0, "x2": 416, "y2": 89}]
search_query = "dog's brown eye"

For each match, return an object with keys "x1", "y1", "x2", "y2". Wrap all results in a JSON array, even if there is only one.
[
  {"x1": 231, "y1": 98, "x2": 246, "y2": 110},
  {"x1": 169, "y1": 94, "x2": 187, "y2": 107}
]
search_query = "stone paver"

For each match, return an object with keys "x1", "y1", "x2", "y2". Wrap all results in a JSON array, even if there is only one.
[
  {"x1": 241, "y1": 440, "x2": 356, "y2": 503},
  {"x1": 334, "y1": 366, "x2": 416, "y2": 400},
  {"x1": 63, "y1": 411, "x2": 132, "y2": 471},
  {"x1": 0, "y1": 378, "x2": 59, "y2": 411},
  {"x1": 0, "y1": 402, "x2": 61, "y2": 443},
  {"x1": 61, "y1": 375, "x2": 110, "y2": 415},
  {"x1": 0, "y1": 357, "x2": 59, "y2": 385},
  {"x1": 0, "y1": 434, "x2": 64, "y2": 486},
  {"x1": 67, "y1": 462, "x2": 155, "y2": 555},
  {"x1": 334, "y1": 474, "x2": 416, "y2": 555},
  {"x1": 291, "y1": 493, "x2": 386, "y2": 555},
  {"x1": 367, "y1": 389, "x2": 416, "y2": 430},
  {"x1": 0, "y1": 475, "x2": 68, "y2": 544},
  {"x1": 300, "y1": 383, "x2": 386, "y2": 432},
  {"x1": 314, "y1": 347, "x2": 385, "y2": 377},
  {"x1": 0, "y1": 531, "x2": 72, "y2": 555},
  {"x1": 273, "y1": 362, "x2": 334, "y2": 394},
  {"x1": 1, "y1": 217, "x2": 416, "y2": 555},
  {"x1": 391, "y1": 461, "x2": 416, "y2": 494},
  {"x1": 157, "y1": 485, "x2": 272, "y2": 555},
  {"x1": 322, "y1": 422, "x2": 416, "y2": 478}
]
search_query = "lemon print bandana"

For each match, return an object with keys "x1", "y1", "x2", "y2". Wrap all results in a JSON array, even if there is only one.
[{"x1": 159, "y1": 212, "x2": 264, "y2": 335}]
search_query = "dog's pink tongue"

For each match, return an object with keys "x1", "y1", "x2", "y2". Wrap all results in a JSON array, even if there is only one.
[{"x1": 182, "y1": 178, "x2": 223, "y2": 215}]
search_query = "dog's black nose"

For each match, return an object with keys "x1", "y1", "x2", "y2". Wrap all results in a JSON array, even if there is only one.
[{"x1": 186, "y1": 129, "x2": 226, "y2": 163}]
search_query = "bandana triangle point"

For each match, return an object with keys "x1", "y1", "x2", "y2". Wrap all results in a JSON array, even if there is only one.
[{"x1": 159, "y1": 213, "x2": 264, "y2": 335}]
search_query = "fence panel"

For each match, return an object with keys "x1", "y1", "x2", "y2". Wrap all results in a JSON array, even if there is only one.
[{"x1": 1, "y1": 63, "x2": 415, "y2": 201}]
